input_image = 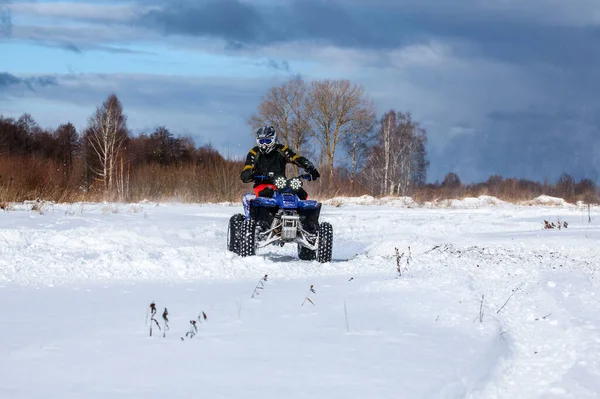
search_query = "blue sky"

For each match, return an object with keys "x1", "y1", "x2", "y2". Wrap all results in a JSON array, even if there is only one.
[{"x1": 2, "y1": 0, "x2": 600, "y2": 183}]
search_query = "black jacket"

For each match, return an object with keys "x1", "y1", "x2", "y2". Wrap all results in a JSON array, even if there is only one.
[{"x1": 240, "y1": 144, "x2": 315, "y2": 186}]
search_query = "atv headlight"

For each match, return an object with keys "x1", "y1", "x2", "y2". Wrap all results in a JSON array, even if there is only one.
[
  {"x1": 274, "y1": 176, "x2": 288, "y2": 190},
  {"x1": 289, "y1": 177, "x2": 303, "y2": 191}
]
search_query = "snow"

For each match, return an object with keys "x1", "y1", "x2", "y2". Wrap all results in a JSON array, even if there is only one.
[
  {"x1": 1, "y1": 198, "x2": 600, "y2": 398},
  {"x1": 323, "y1": 194, "x2": 576, "y2": 209},
  {"x1": 524, "y1": 195, "x2": 573, "y2": 207}
]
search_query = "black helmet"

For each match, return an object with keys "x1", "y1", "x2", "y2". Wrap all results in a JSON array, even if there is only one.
[{"x1": 256, "y1": 125, "x2": 277, "y2": 154}]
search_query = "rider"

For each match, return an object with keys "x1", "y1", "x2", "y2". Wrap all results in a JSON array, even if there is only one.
[{"x1": 240, "y1": 125, "x2": 321, "y2": 231}]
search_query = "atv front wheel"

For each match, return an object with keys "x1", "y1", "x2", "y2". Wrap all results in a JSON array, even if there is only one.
[
  {"x1": 227, "y1": 213, "x2": 245, "y2": 254},
  {"x1": 239, "y1": 219, "x2": 257, "y2": 257},
  {"x1": 298, "y1": 244, "x2": 316, "y2": 261},
  {"x1": 316, "y1": 222, "x2": 333, "y2": 263}
]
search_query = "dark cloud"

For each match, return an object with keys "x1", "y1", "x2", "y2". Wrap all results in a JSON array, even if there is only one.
[
  {"x1": 0, "y1": 72, "x2": 58, "y2": 92},
  {"x1": 225, "y1": 40, "x2": 247, "y2": 52},
  {"x1": 140, "y1": 0, "x2": 265, "y2": 43},
  {"x1": 59, "y1": 42, "x2": 83, "y2": 53},
  {"x1": 434, "y1": 108, "x2": 600, "y2": 183},
  {"x1": 266, "y1": 60, "x2": 290, "y2": 71},
  {"x1": 138, "y1": 0, "x2": 600, "y2": 70},
  {"x1": 53, "y1": 41, "x2": 153, "y2": 55},
  {"x1": 0, "y1": 3, "x2": 12, "y2": 38},
  {"x1": 137, "y1": 0, "x2": 378, "y2": 48},
  {"x1": 0, "y1": 72, "x2": 20, "y2": 88}
]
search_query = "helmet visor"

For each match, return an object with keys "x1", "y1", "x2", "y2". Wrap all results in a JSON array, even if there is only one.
[{"x1": 258, "y1": 137, "x2": 274, "y2": 145}]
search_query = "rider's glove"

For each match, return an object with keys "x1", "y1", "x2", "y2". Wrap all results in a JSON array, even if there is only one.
[
  {"x1": 241, "y1": 169, "x2": 255, "y2": 183},
  {"x1": 307, "y1": 167, "x2": 320, "y2": 181}
]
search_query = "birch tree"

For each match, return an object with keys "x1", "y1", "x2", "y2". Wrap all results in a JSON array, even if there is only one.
[
  {"x1": 342, "y1": 114, "x2": 375, "y2": 191},
  {"x1": 381, "y1": 111, "x2": 395, "y2": 195},
  {"x1": 83, "y1": 94, "x2": 128, "y2": 196},
  {"x1": 363, "y1": 110, "x2": 428, "y2": 196}
]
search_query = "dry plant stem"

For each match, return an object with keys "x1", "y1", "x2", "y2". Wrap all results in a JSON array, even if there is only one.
[
  {"x1": 344, "y1": 301, "x2": 349, "y2": 332},
  {"x1": 302, "y1": 285, "x2": 316, "y2": 306},
  {"x1": 479, "y1": 295, "x2": 485, "y2": 323},
  {"x1": 198, "y1": 311, "x2": 207, "y2": 323},
  {"x1": 395, "y1": 247, "x2": 404, "y2": 277},
  {"x1": 251, "y1": 274, "x2": 269, "y2": 299},
  {"x1": 162, "y1": 308, "x2": 169, "y2": 338},
  {"x1": 496, "y1": 283, "x2": 524, "y2": 314},
  {"x1": 185, "y1": 320, "x2": 198, "y2": 339},
  {"x1": 149, "y1": 302, "x2": 161, "y2": 337}
]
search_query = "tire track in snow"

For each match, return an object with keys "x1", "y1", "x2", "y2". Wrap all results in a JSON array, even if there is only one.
[{"x1": 415, "y1": 244, "x2": 600, "y2": 398}]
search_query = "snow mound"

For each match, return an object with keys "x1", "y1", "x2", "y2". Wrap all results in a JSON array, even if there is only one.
[
  {"x1": 425, "y1": 195, "x2": 509, "y2": 209},
  {"x1": 322, "y1": 195, "x2": 418, "y2": 207},
  {"x1": 323, "y1": 195, "x2": 509, "y2": 209},
  {"x1": 524, "y1": 195, "x2": 574, "y2": 207}
]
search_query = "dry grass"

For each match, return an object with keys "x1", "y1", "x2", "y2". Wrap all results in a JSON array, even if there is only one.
[
  {"x1": 127, "y1": 161, "x2": 245, "y2": 203},
  {"x1": 0, "y1": 155, "x2": 87, "y2": 203},
  {"x1": 0, "y1": 155, "x2": 597, "y2": 206}
]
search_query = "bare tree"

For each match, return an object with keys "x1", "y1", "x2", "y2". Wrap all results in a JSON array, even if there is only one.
[
  {"x1": 249, "y1": 75, "x2": 311, "y2": 155},
  {"x1": 54, "y1": 122, "x2": 79, "y2": 168},
  {"x1": 442, "y1": 172, "x2": 461, "y2": 188},
  {"x1": 306, "y1": 79, "x2": 375, "y2": 183},
  {"x1": 17, "y1": 113, "x2": 41, "y2": 153},
  {"x1": 84, "y1": 94, "x2": 128, "y2": 197},
  {"x1": 412, "y1": 128, "x2": 429, "y2": 186},
  {"x1": 556, "y1": 173, "x2": 575, "y2": 199}
]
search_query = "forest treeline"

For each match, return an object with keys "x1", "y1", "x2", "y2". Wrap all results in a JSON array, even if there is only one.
[{"x1": 0, "y1": 76, "x2": 598, "y2": 204}]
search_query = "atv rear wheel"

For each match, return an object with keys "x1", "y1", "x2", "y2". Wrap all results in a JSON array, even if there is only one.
[
  {"x1": 239, "y1": 218, "x2": 257, "y2": 257},
  {"x1": 316, "y1": 222, "x2": 333, "y2": 263},
  {"x1": 227, "y1": 213, "x2": 245, "y2": 254}
]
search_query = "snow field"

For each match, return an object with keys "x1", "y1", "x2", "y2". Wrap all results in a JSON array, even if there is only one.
[
  {"x1": 0, "y1": 277, "x2": 503, "y2": 399},
  {"x1": 1, "y1": 198, "x2": 600, "y2": 398}
]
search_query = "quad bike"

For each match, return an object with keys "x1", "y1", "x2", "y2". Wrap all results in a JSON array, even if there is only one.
[{"x1": 227, "y1": 172, "x2": 333, "y2": 263}]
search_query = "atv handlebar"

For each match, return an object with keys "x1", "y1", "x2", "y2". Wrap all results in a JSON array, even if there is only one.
[{"x1": 253, "y1": 172, "x2": 313, "y2": 182}]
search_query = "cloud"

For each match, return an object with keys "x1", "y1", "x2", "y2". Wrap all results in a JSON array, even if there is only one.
[
  {"x1": 53, "y1": 41, "x2": 154, "y2": 55},
  {"x1": 0, "y1": 72, "x2": 20, "y2": 88},
  {"x1": 135, "y1": 0, "x2": 600, "y2": 72},
  {"x1": 59, "y1": 42, "x2": 83, "y2": 54},
  {"x1": 137, "y1": 0, "x2": 380, "y2": 49},
  {"x1": 265, "y1": 59, "x2": 290, "y2": 71},
  {"x1": 442, "y1": 108, "x2": 600, "y2": 183},
  {"x1": 0, "y1": 72, "x2": 58, "y2": 92},
  {"x1": 0, "y1": 3, "x2": 12, "y2": 38},
  {"x1": 9, "y1": 1, "x2": 600, "y2": 70},
  {"x1": 10, "y1": 2, "x2": 147, "y2": 24},
  {"x1": 140, "y1": 0, "x2": 265, "y2": 43},
  {"x1": 12, "y1": 23, "x2": 154, "y2": 46},
  {"x1": 1, "y1": 72, "x2": 279, "y2": 153}
]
